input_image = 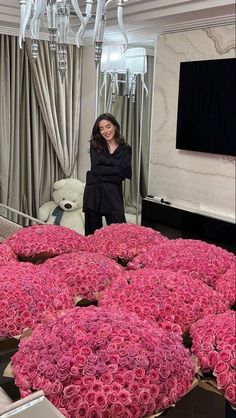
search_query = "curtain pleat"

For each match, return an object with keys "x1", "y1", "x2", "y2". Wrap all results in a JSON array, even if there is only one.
[
  {"x1": 25, "y1": 39, "x2": 82, "y2": 177},
  {"x1": 0, "y1": 34, "x2": 64, "y2": 225}
]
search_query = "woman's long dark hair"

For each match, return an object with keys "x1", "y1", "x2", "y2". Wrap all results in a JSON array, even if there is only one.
[{"x1": 90, "y1": 113, "x2": 125, "y2": 152}]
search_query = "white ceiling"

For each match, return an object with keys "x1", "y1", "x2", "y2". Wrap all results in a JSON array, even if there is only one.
[{"x1": 0, "y1": 0, "x2": 235, "y2": 48}]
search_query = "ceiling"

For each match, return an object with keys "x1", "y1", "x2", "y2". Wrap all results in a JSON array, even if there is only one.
[{"x1": 0, "y1": 0, "x2": 235, "y2": 48}]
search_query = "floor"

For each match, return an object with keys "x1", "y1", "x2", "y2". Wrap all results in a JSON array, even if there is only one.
[{"x1": 162, "y1": 386, "x2": 227, "y2": 418}]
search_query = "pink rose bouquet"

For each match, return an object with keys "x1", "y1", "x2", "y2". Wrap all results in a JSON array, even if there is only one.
[
  {"x1": 190, "y1": 310, "x2": 236, "y2": 406},
  {"x1": 12, "y1": 307, "x2": 195, "y2": 417},
  {"x1": 88, "y1": 223, "x2": 167, "y2": 264},
  {"x1": 99, "y1": 268, "x2": 229, "y2": 333},
  {"x1": 0, "y1": 263, "x2": 74, "y2": 338},
  {"x1": 128, "y1": 239, "x2": 235, "y2": 288},
  {"x1": 4, "y1": 224, "x2": 92, "y2": 262},
  {"x1": 41, "y1": 251, "x2": 127, "y2": 301}
]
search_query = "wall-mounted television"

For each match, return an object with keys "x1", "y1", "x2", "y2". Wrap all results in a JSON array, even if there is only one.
[{"x1": 176, "y1": 58, "x2": 236, "y2": 157}]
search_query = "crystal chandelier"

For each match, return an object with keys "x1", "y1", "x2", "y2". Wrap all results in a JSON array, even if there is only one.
[
  {"x1": 100, "y1": 46, "x2": 148, "y2": 104},
  {"x1": 19, "y1": 0, "x2": 129, "y2": 81}
]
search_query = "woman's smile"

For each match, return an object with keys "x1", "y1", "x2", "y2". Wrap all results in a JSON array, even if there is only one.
[{"x1": 99, "y1": 120, "x2": 116, "y2": 142}]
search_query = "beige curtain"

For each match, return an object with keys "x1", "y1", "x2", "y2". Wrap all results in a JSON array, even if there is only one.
[
  {"x1": 98, "y1": 55, "x2": 154, "y2": 213},
  {"x1": 0, "y1": 35, "x2": 65, "y2": 224},
  {"x1": 25, "y1": 39, "x2": 82, "y2": 177}
]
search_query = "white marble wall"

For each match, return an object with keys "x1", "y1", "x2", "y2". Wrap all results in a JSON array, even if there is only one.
[
  {"x1": 77, "y1": 46, "x2": 97, "y2": 182},
  {"x1": 149, "y1": 25, "x2": 235, "y2": 222}
]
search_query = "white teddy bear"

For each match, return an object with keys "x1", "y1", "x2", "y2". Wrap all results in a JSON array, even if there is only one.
[{"x1": 38, "y1": 178, "x2": 85, "y2": 234}]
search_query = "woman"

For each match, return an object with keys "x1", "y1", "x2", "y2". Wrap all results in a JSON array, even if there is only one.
[{"x1": 83, "y1": 113, "x2": 132, "y2": 236}]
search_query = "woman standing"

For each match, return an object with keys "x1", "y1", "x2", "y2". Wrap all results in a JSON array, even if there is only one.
[{"x1": 83, "y1": 113, "x2": 132, "y2": 236}]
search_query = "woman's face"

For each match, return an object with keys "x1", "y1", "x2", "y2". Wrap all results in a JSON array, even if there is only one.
[{"x1": 98, "y1": 119, "x2": 116, "y2": 143}]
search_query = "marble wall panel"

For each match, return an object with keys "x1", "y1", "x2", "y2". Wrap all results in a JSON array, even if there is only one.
[{"x1": 149, "y1": 25, "x2": 235, "y2": 222}]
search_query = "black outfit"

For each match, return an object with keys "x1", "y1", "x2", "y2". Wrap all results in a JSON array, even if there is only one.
[{"x1": 83, "y1": 143, "x2": 132, "y2": 235}]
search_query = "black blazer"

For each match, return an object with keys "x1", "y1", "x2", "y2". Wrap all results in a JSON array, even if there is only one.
[{"x1": 83, "y1": 143, "x2": 132, "y2": 214}]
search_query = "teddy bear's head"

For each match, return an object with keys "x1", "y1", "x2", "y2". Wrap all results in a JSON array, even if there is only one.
[{"x1": 52, "y1": 178, "x2": 85, "y2": 212}]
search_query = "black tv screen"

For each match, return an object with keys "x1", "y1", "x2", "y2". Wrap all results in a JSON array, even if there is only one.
[{"x1": 176, "y1": 58, "x2": 236, "y2": 157}]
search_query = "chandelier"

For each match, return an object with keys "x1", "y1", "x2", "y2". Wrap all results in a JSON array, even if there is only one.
[
  {"x1": 100, "y1": 46, "x2": 148, "y2": 104},
  {"x1": 19, "y1": 0, "x2": 129, "y2": 81}
]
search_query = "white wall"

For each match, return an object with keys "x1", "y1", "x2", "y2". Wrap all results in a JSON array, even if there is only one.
[
  {"x1": 149, "y1": 25, "x2": 235, "y2": 222},
  {"x1": 77, "y1": 46, "x2": 97, "y2": 181}
]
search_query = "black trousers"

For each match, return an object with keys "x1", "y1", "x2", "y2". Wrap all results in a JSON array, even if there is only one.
[{"x1": 84, "y1": 209, "x2": 126, "y2": 236}]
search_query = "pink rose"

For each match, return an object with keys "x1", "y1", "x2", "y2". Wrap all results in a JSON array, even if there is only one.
[
  {"x1": 92, "y1": 382, "x2": 103, "y2": 392},
  {"x1": 82, "y1": 375, "x2": 95, "y2": 386},
  {"x1": 225, "y1": 384, "x2": 236, "y2": 405},
  {"x1": 100, "y1": 371, "x2": 113, "y2": 385},
  {"x1": 76, "y1": 401, "x2": 89, "y2": 417},
  {"x1": 41, "y1": 378, "x2": 53, "y2": 395},
  {"x1": 68, "y1": 395, "x2": 83, "y2": 412},
  {"x1": 107, "y1": 391, "x2": 118, "y2": 403},
  {"x1": 219, "y1": 350, "x2": 232, "y2": 363},
  {"x1": 51, "y1": 380, "x2": 63, "y2": 395},
  {"x1": 83, "y1": 364, "x2": 97, "y2": 376},
  {"x1": 96, "y1": 362, "x2": 107, "y2": 373},
  {"x1": 207, "y1": 351, "x2": 219, "y2": 368},
  {"x1": 89, "y1": 405, "x2": 103, "y2": 418},
  {"x1": 63, "y1": 384, "x2": 80, "y2": 399},
  {"x1": 149, "y1": 383, "x2": 160, "y2": 398},
  {"x1": 214, "y1": 361, "x2": 229, "y2": 375},
  {"x1": 124, "y1": 371, "x2": 134, "y2": 383},
  {"x1": 128, "y1": 382, "x2": 139, "y2": 393},
  {"x1": 56, "y1": 368, "x2": 70, "y2": 381},
  {"x1": 114, "y1": 373, "x2": 125, "y2": 385},
  {"x1": 177, "y1": 382, "x2": 188, "y2": 397},
  {"x1": 106, "y1": 363, "x2": 119, "y2": 374},
  {"x1": 85, "y1": 391, "x2": 95, "y2": 405},
  {"x1": 217, "y1": 372, "x2": 230, "y2": 389},
  {"x1": 74, "y1": 353, "x2": 87, "y2": 368},
  {"x1": 128, "y1": 403, "x2": 140, "y2": 418},
  {"x1": 117, "y1": 389, "x2": 132, "y2": 405},
  {"x1": 94, "y1": 393, "x2": 108, "y2": 411},
  {"x1": 111, "y1": 401, "x2": 125, "y2": 416},
  {"x1": 134, "y1": 367, "x2": 145, "y2": 379},
  {"x1": 138, "y1": 389, "x2": 151, "y2": 404},
  {"x1": 70, "y1": 366, "x2": 80, "y2": 377},
  {"x1": 45, "y1": 364, "x2": 57, "y2": 379},
  {"x1": 111, "y1": 382, "x2": 122, "y2": 392}
]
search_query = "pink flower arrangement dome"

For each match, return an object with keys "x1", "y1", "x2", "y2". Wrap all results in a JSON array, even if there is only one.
[
  {"x1": 128, "y1": 239, "x2": 235, "y2": 288},
  {"x1": 4, "y1": 224, "x2": 92, "y2": 262},
  {"x1": 88, "y1": 223, "x2": 167, "y2": 263},
  {"x1": 190, "y1": 310, "x2": 236, "y2": 406},
  {"x1": 12, "y1": 307, "x2": 195, "y2": 417},
  {"x1": 41, "y1": 251, "x2": 128, "y2": 302},
  {"x1": 0, "y1": 263, "x2": 74, "y2": 338},
  {"x1": 99, "y1": 268, "x2": 229, "y2": 334}
]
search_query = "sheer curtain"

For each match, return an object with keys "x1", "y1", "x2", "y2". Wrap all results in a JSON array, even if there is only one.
[
  {"x1": 98, "y1": 55, "x2": 154, "y2": 214},
  {"x1": 0, "y1": 34, "x2": 81, "y2": 225},
  {"x1": 25, "y1": 39, "x2": 82, "y2": 177}
]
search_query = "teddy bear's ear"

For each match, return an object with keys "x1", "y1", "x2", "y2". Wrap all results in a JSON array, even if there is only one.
[{"x1": 54, "y1": 179, "x2": 66, "y2": 190}]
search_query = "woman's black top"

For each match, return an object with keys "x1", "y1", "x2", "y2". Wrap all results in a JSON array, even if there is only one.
[{"x1": 83, "y1": 143, "x2": 132, "y2": 214}]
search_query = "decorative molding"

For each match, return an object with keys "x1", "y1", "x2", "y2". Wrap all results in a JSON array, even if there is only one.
[{"x1": 0, "y1": 0, "x2": 235, "y2": 47}]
